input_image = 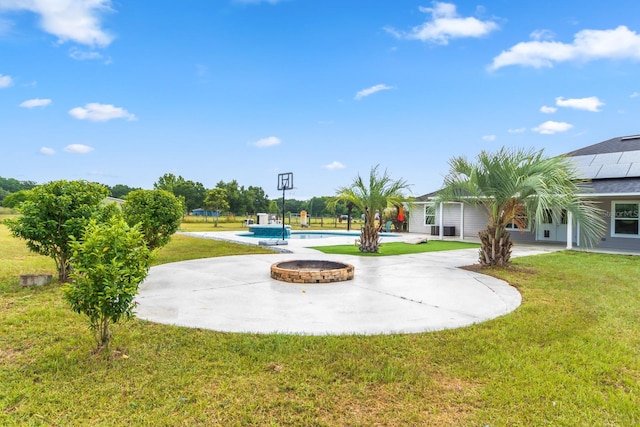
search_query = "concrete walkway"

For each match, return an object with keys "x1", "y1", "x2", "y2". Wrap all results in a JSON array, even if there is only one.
[{"x1": 135, "y1": 231, "x2": 562, "y2": 335}]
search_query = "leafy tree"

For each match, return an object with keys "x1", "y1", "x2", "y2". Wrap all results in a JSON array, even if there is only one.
[
  {"x1": 64, "y1": 216, "x2": 151, "y2": 350},
  {"x1": 0, "y1": 188, "x2": 8, "y2": 203},
  {"x1": 5, "y1": 180, "x2": 109, "y2": 282},
  {"x1": 0, "y1": 176, "x2": 37, "y2": 194},
  {"x1": 435, "y1": 147, "x2": 606, "y2": 266},
  {"x1": 2, "y1": 190, "x2": 28, "y2": 208},
  {"x1": 307, "y1": 197, "x2": 328, "y2": 217},
  {"x1": 153, "y1": 173, "x2": 180, "y2": 193},
  {"x1": 216, "y1": 180, "x2": 244, "y2": 215},
  {"x1": 109, "y1": 184, "x2": 138, "y2": 199},
  {"x1": 154, "y1": 173, "x2": 205, "y2": 213},
  {"x1": 176, "y1": 179, "x2": 206, "y2": 213},
  {"x1": 203, "y1": 188, "x2": 230, "y2": 227},
  {"x1": 336, "y1": 165, "x2": 411, "y2": 252},
  {"x1": 0, "y1": 176, "x2": 37, "y2": 204},
  {"x1": 122, "y1": 189, "x2": 183, "y2": 250},
  {"x1": 268, "y1": 200, "x2": 279, "y2": 215},
  {"x1": 244, "y1": 185, "x2": 270, "y2": 214}
]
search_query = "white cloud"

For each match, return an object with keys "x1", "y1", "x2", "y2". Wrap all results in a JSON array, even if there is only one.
[
  {"x1": 555, "y1": 96, "x2": 604, "y2": 112},
  {"x1": 40, "y1": 146, "x2": 55, "y2": 155},
  {"x1": 355, "y1": 84, "x2": 394, "y2": 100},
  {"x1": 69, "y1": 103, "x2": 136, "y2": 121},
  {"x1": 630, "y1": 92, "x2": 640, "y2": 98},
  {"x1": 323, "y1": 161, "x2": 346, "y2": 170},
  {"x1": 540, "y1": 105, "x2": 557, "y2": 114},
  {"x1": 0, "y1": 0, "x2": 114, "y2": 47},
  {"x1": 385, "y1": 2, "x2": 499, "y2": 45},
  {"x1": 532, "y1": 121, "x2": 573, "y2": 135},
  {"x1": 0, "y1": 73, "x2": 12, "y2": 88},
  {"x1": 489, "y1": 25, "x2": 640, "y2": 71},
  {"x1": 482, "y1": 135, "x2": 496, "y2": 142},
  {"x1": 530, "y1": 29, "x2": 555, "y2": 41},
  {"x1": 20, "y1": 98, "x2": 51, "y2": 108},
  {"x1": 64, "y1": 144, "x2": 94, "y2": 154},
  {"x1": 69, "y1": 47, "x2": 104, "y2": 61},
  {"x1": 508, "y1": 127, "x2": 527, "y2": 134},
  {"x1": 252, "y1": 136, "x2": 281, "y2": 147}
]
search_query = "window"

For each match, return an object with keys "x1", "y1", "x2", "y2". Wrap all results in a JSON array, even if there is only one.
[
  {"x1": 541, "y1": 209, "x2": 567, "y2": 225},
  {"x1": 612, "y1": 202, "x2": 639, "y2": 237},
  {"x1": 424, "y1": 204, "x2": 435, "y2": 225},
  {"x1": 505, "y1": 214, "x2": 529, "y2": 230}
]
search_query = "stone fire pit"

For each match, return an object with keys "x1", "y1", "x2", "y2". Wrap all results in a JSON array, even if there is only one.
[{"x1": 271, "y1": 260, "x2": 354, "y2": 284}]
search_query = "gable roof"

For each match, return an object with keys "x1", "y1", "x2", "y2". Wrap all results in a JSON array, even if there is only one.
[
  {"x1": 566, "y1": 135, "x2": 640, "y2": 180},
  {"x1": 565, "y1": 135, "x2": 640, "y2": 156}
]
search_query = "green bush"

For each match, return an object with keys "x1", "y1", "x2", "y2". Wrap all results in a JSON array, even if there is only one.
[
  {"x1": 5, "y1": 180, "x2": 109, "y2": 282},
  {"x1": 122, "y1": 189, "x2": 183, "y2": 250},
  {"x1": 64, "y1": 216, "x2": 151, "y2": 350}
]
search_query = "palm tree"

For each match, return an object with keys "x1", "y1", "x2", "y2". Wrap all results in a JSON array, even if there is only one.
[
  {"x1": 435, "y1": 147, "x2": 606, "y2": 266},
  {"x1": 336, "y1": 165, "x2": 411, "y2": 253}
]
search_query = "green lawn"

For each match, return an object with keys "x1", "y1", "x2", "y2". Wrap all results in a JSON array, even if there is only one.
[
  {"x1": 312, "y1": 240, "x2": 480, "y2": 256},
  {"x1": 1, "y1": 221, "x2": 639, "y2": 426}
]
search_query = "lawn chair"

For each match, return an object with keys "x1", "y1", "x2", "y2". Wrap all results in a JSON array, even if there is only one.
[{"x1": 382, "y1": 221, "x2": 393, "y2": 232}]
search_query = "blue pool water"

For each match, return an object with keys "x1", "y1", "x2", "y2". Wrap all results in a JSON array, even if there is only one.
[{"x1": 238, "y1": 231, "x2": 399, "y2": 240}]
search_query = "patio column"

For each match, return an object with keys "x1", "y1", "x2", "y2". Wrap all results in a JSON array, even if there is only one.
[
  {"x1": 438, "y1": 202, "x2": 444, "y2": 240},
  {"x1": 460, "y1": 202, "x2": 465, "y2": 240},
  {"x1": 566, "y1": 211, "x2": 573, "y2": 250}
]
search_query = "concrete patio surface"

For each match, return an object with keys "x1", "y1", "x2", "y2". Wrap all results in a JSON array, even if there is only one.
[{"x1": 135, "y1": 231, "x2": 563, "y2": 335}]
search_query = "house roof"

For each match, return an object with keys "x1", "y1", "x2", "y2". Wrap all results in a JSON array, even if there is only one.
[
  {"x1": 565, "y1": 135, "x2": 640, "y2": 156},
  {"x1": 416, "y1": 135, "x2": 640, "y2": 200},
  {"x1": 579, "y1": 177, "x2": 640, "y2": 195},
  {"x1": 566, "y1": 135, "x2": 640, "y2": 180},
  {"x1": 414, "y1": 192, "x2": 438, "y2": 202}
]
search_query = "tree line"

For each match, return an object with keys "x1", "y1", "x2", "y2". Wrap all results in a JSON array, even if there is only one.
[{"x1": 1, "y1": 174, "x2": 361, "y2": 218}]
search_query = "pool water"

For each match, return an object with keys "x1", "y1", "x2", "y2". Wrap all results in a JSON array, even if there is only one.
[{"x1": 238, "y1": 231, "x2": 398, "y2": 240}]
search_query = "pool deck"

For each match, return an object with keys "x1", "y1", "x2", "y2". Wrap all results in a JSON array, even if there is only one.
[{"x1": 135, "y1": 231, "x2": 563, "y2": 335}]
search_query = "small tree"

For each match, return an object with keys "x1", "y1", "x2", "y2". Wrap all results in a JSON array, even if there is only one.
[
  {"x1": 122, "y1": 189, "x2": 183, "y2": 250},
  {"x1": 203, "y1": 188, "x2": 230, "y2": 227},
  {"x1": 64, "y1": 216, "x2": 151, "y2": 350},
  {"x1": 5, "y1": 180, "x2": 109, "y2": 282}
]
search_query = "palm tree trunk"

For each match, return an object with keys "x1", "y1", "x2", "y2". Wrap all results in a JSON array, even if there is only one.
[
  {"x1": 359, "y1": 225, "x2": 381, "y2": 253},
  {"x1": 478, "y1": 226, "x2": 512, "y2": 266}
]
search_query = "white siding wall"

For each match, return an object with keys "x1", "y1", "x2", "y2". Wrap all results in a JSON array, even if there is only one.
[
  {"x1": 462, "y1": 205, "x2": 488, "y2": 237},
  {"x1": 408, "y1": 202, "x2": 430, "y2": 234},
  {"x1": 409, "y1": 202, "x2": 514, "y2": 239},
  {"x1": 409, "y1": 202, "x2": 488, "y2": 237}
]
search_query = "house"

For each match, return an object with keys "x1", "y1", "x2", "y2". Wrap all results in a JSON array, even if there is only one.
[{"x1": 408, "y1": 135, "x2": 640, "y2": 253}]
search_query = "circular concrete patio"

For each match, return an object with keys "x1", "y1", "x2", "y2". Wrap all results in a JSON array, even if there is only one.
[{"x1": 135, "y1": 233, "x2": 541, "y2": 335}]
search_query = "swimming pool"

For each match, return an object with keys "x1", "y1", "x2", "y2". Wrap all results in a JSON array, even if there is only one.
[{"x1": 238, "y1": 231, "x2": 399, "y2": 240}]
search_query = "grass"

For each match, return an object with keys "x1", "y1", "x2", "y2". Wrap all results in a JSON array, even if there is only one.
[
  {"x1": 312, "y1": 240, "x2": 480, "y2": 256},
  {"x1": 152, "y1": 234, "x2": 273, "y2": 265},
  {"x1": 1, "y1": 222, "x2": 639, "y2": 425}
]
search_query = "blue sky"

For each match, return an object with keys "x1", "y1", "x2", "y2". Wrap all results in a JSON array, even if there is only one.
[{"x1": 2, "y1": 1, "x2": 640, "y2": 199}]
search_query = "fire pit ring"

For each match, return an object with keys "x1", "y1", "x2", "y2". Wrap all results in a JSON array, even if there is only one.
[{"x1": 271, "y1": 260, "x2": 354, "y2": 284}]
